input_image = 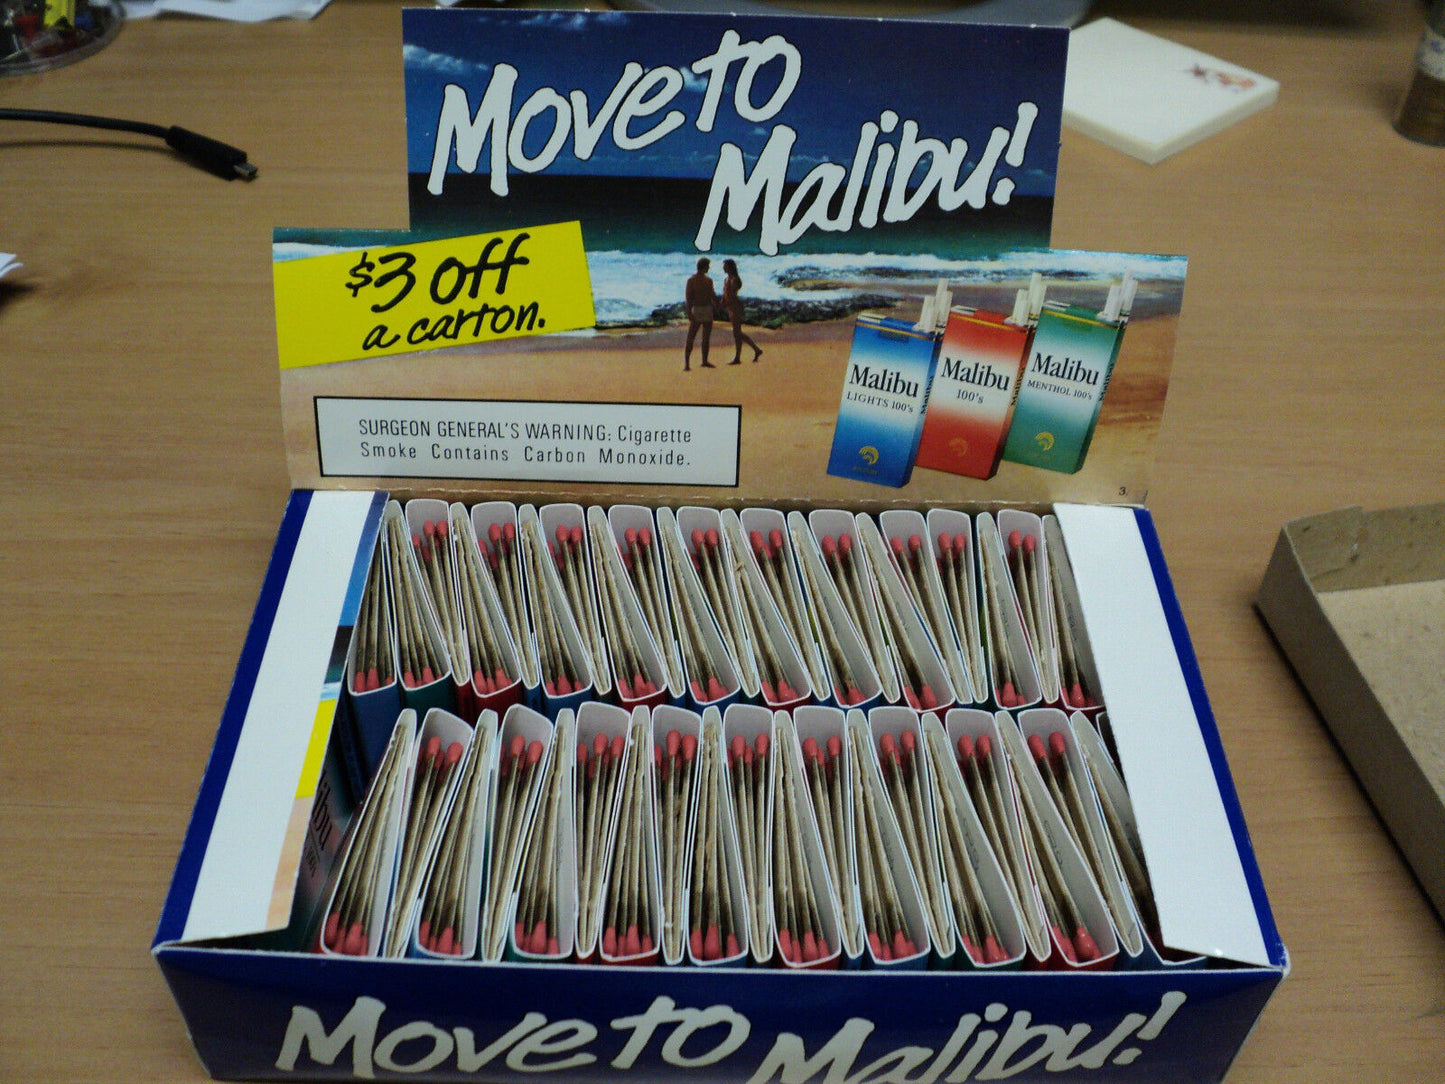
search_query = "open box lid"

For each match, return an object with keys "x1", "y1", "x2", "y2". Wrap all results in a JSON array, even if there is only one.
[
  {"x1": 272, "y1": 8, "x2": 1183, "y2": 512},
  {"x1": 157, "y1": 493, "x2": 1284, "y2": 970}
]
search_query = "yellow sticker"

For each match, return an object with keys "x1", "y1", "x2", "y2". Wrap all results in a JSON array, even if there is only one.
[{"x1": 273, "y1": 222, "x2": 595, "y2": 370}]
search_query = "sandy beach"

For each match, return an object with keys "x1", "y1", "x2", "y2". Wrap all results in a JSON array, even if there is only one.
[{"x1": 282, "y1": 309, "x2": 1176, "y2": 510}]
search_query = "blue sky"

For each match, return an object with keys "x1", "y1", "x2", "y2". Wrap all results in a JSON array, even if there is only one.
[{"x1": 401, "y1": 9, "x2": 1066, "y2": 198}]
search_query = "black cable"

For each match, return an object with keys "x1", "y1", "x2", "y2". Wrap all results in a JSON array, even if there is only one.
[{"x1": 0, "y1": 107, "x2": 257, "y2": 180}]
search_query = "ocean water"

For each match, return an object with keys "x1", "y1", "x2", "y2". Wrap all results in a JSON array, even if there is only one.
[{"x1": 276, "y1": 176, "x2": 1184, "y2": 330}]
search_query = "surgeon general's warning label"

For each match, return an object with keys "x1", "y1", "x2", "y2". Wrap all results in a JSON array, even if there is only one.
[{"x1": 315, "y1": 397, "x2": 740, "y2": 486}]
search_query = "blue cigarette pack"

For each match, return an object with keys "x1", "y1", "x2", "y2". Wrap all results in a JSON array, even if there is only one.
[{"x1": 826, "y1": 313, "x2": 940, "y2": 488}]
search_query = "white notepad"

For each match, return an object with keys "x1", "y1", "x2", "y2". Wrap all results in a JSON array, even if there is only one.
[{"x1": 1063, "y1": 18, "x2": 1279, "y2": 164}]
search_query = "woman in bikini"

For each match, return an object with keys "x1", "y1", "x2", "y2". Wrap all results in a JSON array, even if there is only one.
[{"x1": 720, "y1": 258, "x2": 762, "y2": 365}]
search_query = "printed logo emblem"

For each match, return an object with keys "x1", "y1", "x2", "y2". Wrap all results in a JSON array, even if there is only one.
[
  {"x1": 859, "y1": 446, "x2": 880, "y2": 465},
  {"x1": 948, "y1": 437, "x2": 969, "y2": 454},
  {"x1": 1034, "y1": 432, "x2": 1055, "y2": 452}
]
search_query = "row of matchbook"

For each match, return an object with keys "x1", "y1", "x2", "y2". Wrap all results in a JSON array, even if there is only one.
[{"x1": 309, "y1": 498, "x2": 1198, "y2": 974}]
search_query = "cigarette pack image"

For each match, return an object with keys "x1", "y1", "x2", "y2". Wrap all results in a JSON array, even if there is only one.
[
  {"x1": 915, "y1": 302, "x2": 1032, "y2": 480},
  {"x1": 826, "y1": 312, "x2": 940, "y2": 489},
  {"x1": 151, "y1": 11, "x2": 1281, "y2": 1084},
  {"x1": 1002, "y1": 301, "x2": 1125, "y2": 475}
]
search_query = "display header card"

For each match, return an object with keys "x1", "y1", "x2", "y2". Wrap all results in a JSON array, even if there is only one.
[{"x1": 276, "y1": 10, "x2": 1183, "y2": 507}]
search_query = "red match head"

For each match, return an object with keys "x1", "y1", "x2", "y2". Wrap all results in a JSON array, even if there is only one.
[
  {"x1": 890, "y1": 536, "x2": 905, "y2": 555},
  {"x1": 1049, "y1": 731, "x2": 1069, "y2": 761},
  {"x1": 1027, "y1": 733, "x2": 1047, "y2": 762},
  {"x1": 839, "y1": 533, "x2": 854, "y2": 554},
  {"x1": 826, "y1": 734, "x2": 842, "y2": 759},
  {"x1": 502, "y1": 521, "x2": 516, "y2": 542},
  {"x1": 690, "y1": 527, "x2": 705, "y2": 549},
  {"x1": 769, "y1": 528, "x2": 784, "y2": 550},
  {"x1": 705, "y1": 528, "x2": 719, "y2": 547},
  {"x1": 754, "y1": 732, "x2": 770, "y2": 758},
  {"x1": 975, "y1": 733, "x2": 992, "y2": 760},
  {"x1": 937, "y1": 531, "x2": 952, "y2": 551},
  {"x1": 1008, "y1": 529, "x2": 1022, "y2": 550},
  {"x1": 555, "y1": 525, "x2": 569, "y2": 546},
  {"x1": 1024, "y1": 534, "x2": 1036, "y2": 553},
  {"x1": 625, "y1": 526, "x2": 638, "y2": 545},
  {"x1": 639, "y1": 527, "x2": 653, "y2": 546},
  {"x1": 488, "y1": 522, "x2": 502, "y2": 543},
  {"x1": 571, "y1": 525, "x2": 583, "y2": 545},
  {"x1": 821, "y1": 535, "x2": 836, "y2": 557},
  {"x1": 956, "y1": 733, "x2": 974, "y2": 761},
  {"x1": 666, "y1": 729, "x2": 681, "y2": 758},
  {"x1": 681, "y1": 732, "x2": 698, "y2": 760}
]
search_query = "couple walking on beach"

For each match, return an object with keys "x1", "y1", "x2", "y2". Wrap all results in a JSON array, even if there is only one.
[{"x1": 684, "y1": 256, "x2": 763, "y2": 371}]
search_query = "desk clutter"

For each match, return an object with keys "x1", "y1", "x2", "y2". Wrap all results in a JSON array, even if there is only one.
[{"x1": 313, "y1": 498, "x2": 1179, "y2": 974}]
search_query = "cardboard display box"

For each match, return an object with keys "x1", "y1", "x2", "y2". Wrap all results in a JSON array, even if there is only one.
[
  {"x1": 1257, "y1": 502, "x2": 1445, "y2": 923},
  {"x1": 153, "y1": 493, "x2": 1285, "y2": 1082},
  {"x1": 152, "y1": 11, "x2": 1285, "y2": 1081}
]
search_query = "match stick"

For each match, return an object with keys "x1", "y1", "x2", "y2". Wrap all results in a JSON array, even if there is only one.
[
  {"x1": 869, "y1": 553, "x2": 939, "y2": 710},
  {"x1": 1047, "y1": 553, "x2": 1096, "y2": 708},
  {"x1": 416, "y1": 728, "x2": 490, "y2": 957},
  {"x1": 351, "y1": 543, "x2": 393, "y2": 693},
  {"x1": 487, "y1": 521, "x2": 536, "y2": 688},
  {"x1": 956, "y1": 733, "x2": 1038, "y2": 949},
  {"x1": 1030, "y1": 732, "x2": 1135, "y2": 950},
  {"x1": 728, "y1": 731, "x2": 772, "y2": 954},
  {"x1": 933, "y1": 533, "x2": 979, "y2": 702},
  {"x1": 575, "y1": 732, "x2": 626, "y2": 953},
  {"x1": 977, "y1": 541, "x2": 1023, "y2": 707},
  {"x1": 389, "y1": 736, "x2": 463, "y2": 952},
  {"x1": 385, "y1": 515, "x2": 444, "y2": 689},
  {"x1": 802, "y1": 733, "x2": 859, "y2": 951},
  {"x1": 688, "y1": 727, "x2": 740, "y2": 961},
  {"x1": 923, "y1": 726, "x2": 1007, "y2": 965},
  {"x1": 323, "y1": 733, "x2": 409, "y2": 957},
  {"x1": 1011, "y1": 755, "x2": 1100, "y2": 966},
  {"x1": 514, "y1": 729, "x2": 569, "y2": 957},
  {"x1": 557, "y1": 525, "x2": 608, "y2": 691},
  {"x1": 624, "y1": 526, "x2": 681, "y2": 691},
  {"x1": 662, "y1": 529, "x2": 727, "y2": 703},
  {"x1": 1007, "y1": 530, "x2": 1043, "y2": 655},
  {"x1": 588, "y1": 523, "x2": 654, "y2": 699},
  {"x1": 522, "y1": 519, "x2": 581, "y2": 698},
  {"x1": 1082, "y1": 744, "x2": 1160, "y2": 941},
  {"x1": 732, "y1": 551, "x2": 798, "y2": 703},
  {"x1": 847, "y1": 726, "x2": 915, "y2": 962},
  {"x1": 453, "y1": 513, "x2": 512, "y2": 694},
  {"x1": 690, "y1": 528, "x2": 745, "y2": 678},
  {"x1": 751, "y1": 529, "x2": 827, "y2": 695},
  {"x1": 656, "y1": 728, "x2": 697, "y2": 960},
  {"x1": 417, "y1": 520, "x2": 466, "y2": 675},
  {"x1": 603, "y1": 725, "x2": 655, "y2": 959},
  {"x1": 878, "y1": 729, "x2": 948, "y2": 939},
  {"x1": 771, "y1": 735, "x2": 829, "y2": 965},
  {"x1": 484, "y1": 734, "x2": 545, "y2": 959},
  {"x1": 791, "y1": 528, "x2": 864, "y2": 706}
]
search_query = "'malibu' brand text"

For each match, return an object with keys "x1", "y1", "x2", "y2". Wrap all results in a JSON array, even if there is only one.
[
  {"x1": 1029, "y1": 353, "x2": 1099, "y2": 386},
  {"x1": 940, "y1": 358, "x2": 1011, "y2": 390},
  {"x1": 424, "y1": 30, "x2": 1042, "y2": 255},
  {"x1": 847, "y1": 364, "x2": 918, "y2": 399}
]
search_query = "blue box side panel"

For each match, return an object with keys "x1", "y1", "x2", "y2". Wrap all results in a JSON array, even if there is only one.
[
  {"x1": 154, "y1": 491, "x2": 315, "y2": 948},
  {"x1": 157, "y1": 948, "x2": 1279, "y2": 1084},
  {"x1": 1131, "y1": 507, "x2": 1286, "y2": 969}
]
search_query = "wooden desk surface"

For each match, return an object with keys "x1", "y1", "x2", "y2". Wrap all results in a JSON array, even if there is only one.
[{"x1": 2, "y1": 2, "x2": 1442, "y2": 1080}]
